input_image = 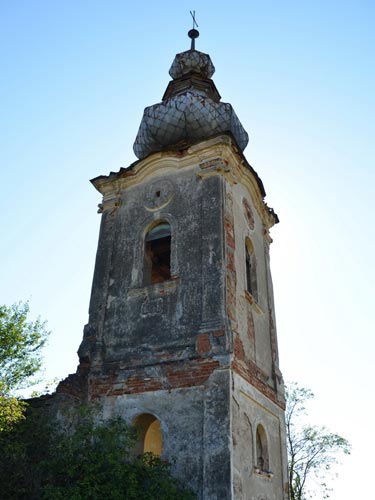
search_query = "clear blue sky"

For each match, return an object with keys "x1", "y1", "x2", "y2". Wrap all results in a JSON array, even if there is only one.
[{"x1": 1, "y1": 2, "x2": 374, "y2": 498}]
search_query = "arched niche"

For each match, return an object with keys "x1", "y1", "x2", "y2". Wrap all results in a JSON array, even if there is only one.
[
  {"x1": 133, "y1": 413, "x2": 163, "y2": 456},
  {"x1": 255, "y1": 423, "x2": 269, "y2": 471}
]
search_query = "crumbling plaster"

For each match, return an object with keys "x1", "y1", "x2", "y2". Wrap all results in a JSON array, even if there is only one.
[{"x1": 53, "y1": 134, "x2": 288, "y2": 500}]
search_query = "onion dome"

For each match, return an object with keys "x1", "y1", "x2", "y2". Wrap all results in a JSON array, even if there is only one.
[{"x1": 133, "y1": 31, "x2": 249, "y2": 160}]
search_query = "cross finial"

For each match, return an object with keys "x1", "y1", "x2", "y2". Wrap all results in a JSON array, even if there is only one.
[
  {"x1": 190, "y1": 10, "x2": 198, "y2": 29},
  {"x1": 188, "y1": 11, "x2": 199, "y2": 50}
]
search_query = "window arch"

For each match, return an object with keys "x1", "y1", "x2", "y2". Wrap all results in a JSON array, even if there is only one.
[
  {"x1": 255, "y1": 424, "x2": 269, "y2": 471},
  {"x1": 245, "y1": 237, "x2": 258, "y2": 301},
  {"x1": 144, "y1": 222, "x2": 171, "y2": 285},
  {"x1": 134, "y1": 413, "x2": 163, "y2": 456}
]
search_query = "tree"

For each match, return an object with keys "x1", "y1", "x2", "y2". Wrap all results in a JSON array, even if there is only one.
[
  {"x1": 0, "y1": 405, "x2": 195, "y2": 499},
  {"x1": 286, "y1": 383, "x2": 351, "y2": 500},
  {"x1": 0, "y1": 302, "x2": 49, "y2": 431}
]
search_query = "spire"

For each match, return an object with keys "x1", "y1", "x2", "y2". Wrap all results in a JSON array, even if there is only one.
[{"x1": 133, "y1": 28, "x2": 249, "y2": 160}]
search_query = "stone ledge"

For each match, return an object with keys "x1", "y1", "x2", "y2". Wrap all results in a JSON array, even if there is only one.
[
  {"x1": 127, "y1": 276, "x2": 180, "y2": 298},
  {"x1": 253, "y1": 466, "x2": 274, "y2": 480}
]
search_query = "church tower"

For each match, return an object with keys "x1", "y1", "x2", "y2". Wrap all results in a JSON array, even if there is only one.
[{"x1": 58, "y1": 30, "x2": 289, "y2": 499}]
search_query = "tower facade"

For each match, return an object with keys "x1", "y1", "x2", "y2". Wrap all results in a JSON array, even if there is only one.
[{"x1": 58, "y1": 36, "x2": 289, "y2": 499}]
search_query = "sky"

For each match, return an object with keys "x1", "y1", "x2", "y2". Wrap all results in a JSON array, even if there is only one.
[{"x1": 0, "y1": 1, "x2": 374, "y2": 498}]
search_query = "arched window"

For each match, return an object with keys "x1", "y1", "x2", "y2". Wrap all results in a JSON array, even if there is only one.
[
  {"x1": 245, "y1": 238, "x2": 258, "y2": 301},
  {"x1": 144, "y1": 222, "x2": 171, "y2": 285},
  {"x1": 256, "y1": 424, "x2": 269, "y2": 471},
  {"x1": 134, "y1": 413, "x2": 163, "y2": 456}
]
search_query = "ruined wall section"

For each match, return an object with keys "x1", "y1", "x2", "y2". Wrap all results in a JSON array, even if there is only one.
[
  {"x1": 57, "y1": 141, "x2": 237, "y2": 498},
  {"x1": 57, "y1": 135, "x2": 283, "y2": 407},
  {"x1": 53, "y1": 136, "x2": 288, "y2": 499},
  {"x1": 67, "y1": 144, "x2": 233, "y2": 401},
  {"x1": 231, "y1": 373, "x2": 289, "y2": 500},
  {"x1": 98, "y1": 369, "x2": 232, "y2": 500}
]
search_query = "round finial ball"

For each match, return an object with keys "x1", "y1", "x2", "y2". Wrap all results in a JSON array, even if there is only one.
[{"x1": 188, "y1": 29, "x2": 199, "y2": 39}]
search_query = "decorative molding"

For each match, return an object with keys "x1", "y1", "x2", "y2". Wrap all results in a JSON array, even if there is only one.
[
  {"x1": 97, "y1": 195, "x2": 121, "y2": 214},
  {"x1": 144, "y1": 178, "x2": 175, "y2": 211},
  {"x1": 93, "y1": 135, "x2": 278, "y2": 229},
  {"x1": 197, "y1": 157, "x2": 239, "y2": 185}
]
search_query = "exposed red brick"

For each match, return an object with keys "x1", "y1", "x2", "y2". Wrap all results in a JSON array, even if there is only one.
[
  {"x1": 197, "y1": 333, "x2": 211, "y2": 355},
  {"x1": 224, "y1": 198, "x2": 237, "y2": 333},
  {"x1": 242, "y1": 305, "x2": 256, "y2": 361},
  {"x1": 243, "y1": 198, "x2": 255, "y2": 230},
  {"x1": 234, "y1": 336, "x2": 245, "y2": 361},
  {"x1": 226, "y1": 251, "x2": 236, "y2": 272},
  {"x1": 231, "y1": 359, "x2": 285, "y2": 410},
  {"x1": 247, "y1": 306, "x2": 255, "y2": 345},
  {"x1": 88, "y1": 357, "x2": 221, "y2": 399},
  {"x1": 213, "y1": 330, "x2": 224, "y2": 337},
  {"x1": 166, "y1": 359, "x2": 220, "y2": 388},
  {"x1": 56, "y1": 372, "x2": 88, "y2": 400},
  {"x1": 224, "y1": 218, "x2": 235, "y2": 248}
]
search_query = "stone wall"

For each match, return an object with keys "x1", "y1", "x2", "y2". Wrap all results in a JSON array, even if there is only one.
[{"x1": 55, "y1": 135, "x2": 288, "y2": 499}]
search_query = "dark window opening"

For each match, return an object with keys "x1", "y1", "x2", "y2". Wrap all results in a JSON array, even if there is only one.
[
  {"x1": 144, "y1": 223, "x2": 171, "y2": 284},
  {"x1": 246, "y1": 248, "x2": 253, "y2": 295},
  {"x1": 245, "y1": 239, "x2": 258, "y2": 301},
  {"x1": 256, "y1": 425, "x2": 269, "y2": 472},
  {"x1": 156, "y1": 190, "x2": 161, "y2": 198}
]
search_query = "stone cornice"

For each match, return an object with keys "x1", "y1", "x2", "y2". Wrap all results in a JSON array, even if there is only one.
[{"x1": 91, "y1": 134, "x2": 278, "y2": 229}]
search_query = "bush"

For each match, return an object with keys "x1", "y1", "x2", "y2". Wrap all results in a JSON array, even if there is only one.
[{"x1": 0, "y1": 405, "x2": 195, "y2": 500}]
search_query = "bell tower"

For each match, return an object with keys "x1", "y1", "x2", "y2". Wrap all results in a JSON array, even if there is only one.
[{"x1": 58, "y1": 30, "x2": 289, "y2": 499}]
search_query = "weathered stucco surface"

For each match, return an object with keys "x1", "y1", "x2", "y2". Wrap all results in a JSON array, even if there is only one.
[
  {"x1": 54, "y1": 135, "x2": 288, "y2": 499},
  {"x1": 232, "y1": 373, "x2": 289, "y2": 499},
  {"x1": 100, "y1": 369, "x2": 231, "y2": 499}
]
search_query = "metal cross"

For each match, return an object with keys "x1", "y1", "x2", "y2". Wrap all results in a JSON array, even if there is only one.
[
  {"x1": 190, "y1": 10, "x2": 198, "y2": 29},
  {"x1": 188, "y1": 11, "x2": 199, "y2": 49}
]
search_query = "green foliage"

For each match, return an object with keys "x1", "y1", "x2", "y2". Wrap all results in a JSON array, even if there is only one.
[
  {"x1": 0, "y1": 301, "x2": 49, "y2": 431},
  {"x1": 0, "y1": 395, "x2": 26, "y2": 432},
  {"x1": 0, "y1": 302, "x2": 48, "y2": 392},
  {"x1": 0, "y1": 405, "x2": 50, "y2": 497},
  {"x1": 0, "y1": 405, "x2": 195, "y2": 500},
  {"x1": 286, "y1": 383, "x2": 351, "y2": 500}
]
